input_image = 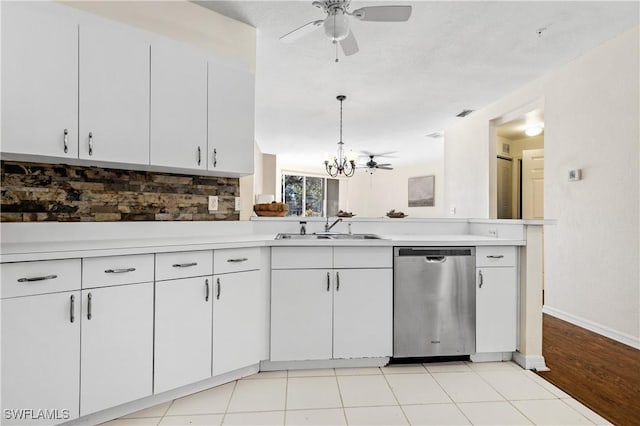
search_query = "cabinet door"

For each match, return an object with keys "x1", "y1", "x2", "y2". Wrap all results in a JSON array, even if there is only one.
[
  {"x1": 213, "y1": 270, "x2": 262, "y2": 375},
  {"x1": 476, "y1": 267, "x2": 517, "y2": 353},
  {"x1": 80, "y1": 282, "x2": 153, "y2": 416},
  {"x1": 207, "y1": 56, "x2": 255, "y2": 175},
  {"x1": 155, "y1": 277, "x2": 212, "y2": 393},
  {"x1": 79, "y1": 16, "x2": 150, "y2": 164},
  {"x1": 1, "y1": 1, "x2": 78, "y2": 158},
  {"x1": 150, "y1": 39, "x2": 207, "y2": 170},
  {"x1": 333, "y1": 269, "x2": 393, "y2": 359},
  {"x1": 270, "y1": 269, "x2": 333, "y2": 361},
  {"x1": 1, "y1": 291, "x2": 80, "y2": 425}
]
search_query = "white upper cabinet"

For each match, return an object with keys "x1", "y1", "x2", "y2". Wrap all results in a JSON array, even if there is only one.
[
  {"x1": 1, "y1": 1, "x2": 79, "y2": 159},
  {"x1": 208, "y1": 56, "x2": 255, "y2": 175},
  {"x1": 150, "y1": 39, "x2": 207, "y2": 170},
  {"x1": 78, "y1": 15, "x2": 150, "y2": 165}
]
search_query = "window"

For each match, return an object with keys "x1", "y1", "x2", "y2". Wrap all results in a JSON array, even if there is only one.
[{"x1": 282, "y1": 174, "x2": 337, "y2": 217}]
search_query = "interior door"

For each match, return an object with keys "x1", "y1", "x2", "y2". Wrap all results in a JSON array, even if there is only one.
[
  {"x1": 497, "y1": 157, "x2": 513, "y2": 219},
  {"x1": 522, "y1": 149, "x2": 544, "y2": 219}
]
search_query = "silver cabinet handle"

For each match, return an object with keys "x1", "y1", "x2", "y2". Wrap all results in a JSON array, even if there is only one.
[
  {"x1": 487, "y1": 255, "x2": 505, "y2": 259},
  {"x1": 172, "y1": 262, "x2": 198, "y2": 268},
  {"x1": 104, "y1": 268, "x2": 136, "y2": 274},
  {"x1": 216, "y1": 277, "x2": 221, "y2": 300},
  {"x1": 17, "y1": 274, "x2": 58, "y2": 282},
  {"x1": 205, "y1": 278, "x2": 210, "y2": 302},
  {"x1": 326, "y1": 272, "x2": 330, "y2": 292},
  {"x1": 213, "y1": 148, "x2": 217, "y2": 168},
  {"x1": 88, "y1": 132, "x2": 93, "y2": 156},
  {"x1": 478, "y1": 270, "x2": 484, "y2": 288},
  {"x1": 87, "y1": 293, "x2": 92, "y2": 320},
  {"x1": 336, "y1": 271, "x2": 340, "y2": 292},
  {"x1": 63, "y1": 128, "x2": 69, "y2": 153},
  {"x1": 70, "y1": 294, "x2": 75, "y2": 323},
  {"x1": 226, "y1": 258, "x2": 248, "y2": 263},
  {"x1": 197, "y1": 146, "x2": 202, "y2": 166}
]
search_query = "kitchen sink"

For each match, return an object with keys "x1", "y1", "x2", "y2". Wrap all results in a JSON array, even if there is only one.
[{"x1": 275, "y1": 233, "x2": 384, "y2": 240}]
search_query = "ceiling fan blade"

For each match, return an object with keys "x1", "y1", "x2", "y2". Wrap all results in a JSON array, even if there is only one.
[
  {"x1": 376, "y1": 163, "x2": 392, "y2": 167},
  {"x1": 351, "y1": 6, "x2": 412, "y2": 22},
  {"x1": 377, "y1": 166, "x2": 394, "y2": 170},
  {"x1": 340, "y1": 30, "x2": 359, "y2": 56},
  {"x1": 279, "y1": 20, "x2": 324, "y2": 43}
]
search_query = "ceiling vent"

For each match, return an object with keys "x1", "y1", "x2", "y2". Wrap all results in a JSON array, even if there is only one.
[
  {"x1": 426, "y1": 131, "x2": 443, "y2": 139},
  {"x1": 456, "y1": 109, "x2": 474, "y2": 118}
]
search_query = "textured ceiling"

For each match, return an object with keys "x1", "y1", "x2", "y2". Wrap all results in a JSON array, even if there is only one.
[{"x1": 195, "y1": 1, "x2": 638, "y2": 169}]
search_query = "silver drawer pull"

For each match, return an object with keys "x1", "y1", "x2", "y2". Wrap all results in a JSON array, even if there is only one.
[
  {"x1": 104, "y1": 268, "x2": 136, "y2": 274},
  {"x1": 88, "y1": 132, "x2": 94, "y2": 156},
  {"x1": 478, "y1": 270, "x2": 484, "y2": 288},
  {"x1": 205, "y1": 279, "x2": 210, "y2": 302},
  {"x1": 18, "y1": 274, "x2": 58, "y2": 282},
  {"x1": 172, "y1": 262, "x2": 198, "y2": 268},
  {"x1": 213, "y1": 148, "x2": 217, "y2": 168},
  {"x1": 197, "y1": 146, "x2": 202, "y2": 166},
  {"x1": 216, "y1": 278, "x2": 221, "y2": 300},
  {"x1": 70, "y1": 294, "x2": 75, "y2": 323},
  {"x1": 63, "y1": 128, "x2": 69, "y2": 153},
  {"x1": 227, "y1": 258, "x2": 248, "y2": 263},
  {"x1": 486, "y1": 255, "x2": 505, "y2": 259},
  {"x1": 87, "y1": 293, "x2": 92, "y2": 320}
]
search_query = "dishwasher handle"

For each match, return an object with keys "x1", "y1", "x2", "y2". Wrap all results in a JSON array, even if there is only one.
[
  {"x1": 425, "y1": 256, "x2": 446, "y2": 263},
  {"x1": 396, "y1": 247, "x2": 473, "y2": 257}
]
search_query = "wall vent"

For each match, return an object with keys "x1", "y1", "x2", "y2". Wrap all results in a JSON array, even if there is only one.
[{"x1": 456, "y1": 109, "x2": 475, "y2": 117}]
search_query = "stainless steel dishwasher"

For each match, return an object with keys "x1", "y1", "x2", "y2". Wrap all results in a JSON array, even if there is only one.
[{"x1": 393, "y1": 247, "x2": 476, "y2": 358}]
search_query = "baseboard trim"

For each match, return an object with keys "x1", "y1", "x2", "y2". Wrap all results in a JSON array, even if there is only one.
[
  {"x1": 261, "y1": 357, "x2": 390, "y2": 371},
  {"x1": 513, "y1": 352, "x2": 549, "y2": 371},
  {"x1": 543, "y1": 305, "x2": 640, "y2": 350}
]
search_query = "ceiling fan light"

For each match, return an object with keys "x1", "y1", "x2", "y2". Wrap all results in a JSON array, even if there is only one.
[{"x1": 324, "y1": 10, "x2": 350, "y2": 41}]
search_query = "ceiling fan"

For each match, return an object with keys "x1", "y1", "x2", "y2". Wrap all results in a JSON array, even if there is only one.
[
  {"x1": 279, "y1": 0, "x2": 412, "y2": 58},
  {"x1": 357, "y1": 154, "x2": 394, "y2": 174}
]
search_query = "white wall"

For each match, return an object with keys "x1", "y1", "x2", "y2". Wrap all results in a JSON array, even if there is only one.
[
  {"x1": 339, "y1": 160, "x2": 445, "y2": 218},
  {"x1": 275, "y1": 154, "x2": 445, "y2": 219},
  {"x1": 444, "y1": 27, "x2": 640, "y2": 345}
]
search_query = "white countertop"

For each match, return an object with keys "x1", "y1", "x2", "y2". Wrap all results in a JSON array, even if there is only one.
[{"x1": 1, "y1": 233, "x2": 525, "y2": 262}]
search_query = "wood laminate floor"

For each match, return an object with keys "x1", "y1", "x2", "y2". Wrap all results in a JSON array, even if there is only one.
[{"x1": 537, "y1": 314, "x2": 640, "y2": 426}]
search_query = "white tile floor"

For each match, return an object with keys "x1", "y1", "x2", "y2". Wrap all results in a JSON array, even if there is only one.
[{"x1": 101, "y1": 362, "x2": 612, "y2": 426}]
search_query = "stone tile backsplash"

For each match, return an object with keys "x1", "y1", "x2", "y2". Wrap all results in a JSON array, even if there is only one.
[{"x1": 0, "y1": 161, "x2": 239, "y2": 222}]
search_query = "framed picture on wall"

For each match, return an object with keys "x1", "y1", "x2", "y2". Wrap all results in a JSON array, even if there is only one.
[{"x1": 408, "y1": 175, "x2": 435, "y2": 207}]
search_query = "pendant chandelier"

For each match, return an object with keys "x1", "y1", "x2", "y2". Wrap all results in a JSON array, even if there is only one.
[{"x1": 325, "y1": 95, "x2": 356, "y2": 177}]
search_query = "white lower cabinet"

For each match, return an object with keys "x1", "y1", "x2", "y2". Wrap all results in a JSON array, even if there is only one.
[
  {"x1": 1, "y1": 291, "x2": 81, "y2": 425},
  {"x1": 213, "y1": 270, "x2": 264, "y2": 375},
  {"x1": 475, "y1": 246, "x2": 518, "y2": 353},
  {"x1": 80, "y1": 282, "x2": 154, "y2": 416},
  {"x1": 270, "y1": 269, "x2": 333, "y2": 362},
  {"x1": 333, "y1": 268, "x2": 393, "y2": 359},
  {"x1": 270, "y1": 249, "x2": 393, "y2": 362},
  {"x1": 154, "y1": 276, "x2": 212, "y2": 394}
]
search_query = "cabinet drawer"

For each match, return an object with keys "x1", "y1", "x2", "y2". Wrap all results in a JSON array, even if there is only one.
[
  {"x1": 333, "y1": 247, "x2": 392, "y2": 269},
  {"x1": 271, "y1": 247, "x2": 333, "y2": 269},
  {"x1": 83, "y1": 254, "x2": 154, "y2": 288},
  {"x1": 214, "y1": 247, "x2": 260, "y2": 274},
  {"x1": 1, "y1": 259, "x2": 81, "y2": 299},
  {"x1": 476, "y1": 246, "x2": 516, "y2": 267},
  {"x1": 155, "y1": 250, "x2": 213, "y2": 281}
]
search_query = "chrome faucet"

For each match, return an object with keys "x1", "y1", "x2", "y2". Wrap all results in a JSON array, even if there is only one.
[{"x1": 325, "y1": 217, "x2": 342, "y2": 232}]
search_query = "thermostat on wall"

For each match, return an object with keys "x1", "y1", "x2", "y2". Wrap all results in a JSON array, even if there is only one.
[{"x1": 568, "y1": 169, "x2": 582, "y2": 181}]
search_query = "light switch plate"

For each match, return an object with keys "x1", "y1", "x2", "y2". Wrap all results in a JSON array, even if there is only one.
[
  {"x1": 569, "y1": 169, "x2": 582, "y2": 181},
  {"x1": 449, "y1": 205, "x2": 456, "y2": 216},
  {"x1": 208, "y1": 196, "x2": 218, "y2": 211},
  {"x1": 234, "y1": 197, "x2": 241, "y2": 211}
]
